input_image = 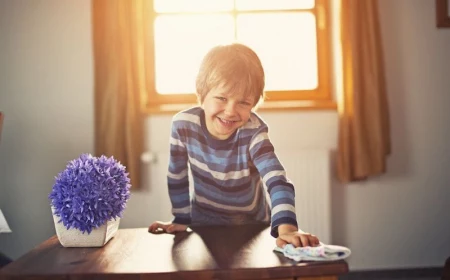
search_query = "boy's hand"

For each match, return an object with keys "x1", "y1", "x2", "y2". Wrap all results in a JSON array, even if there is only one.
[
  {"x1": 276, "y1": 224, "x2": 320, "y2": 248},
  {"x1": 148, "y1": 221, "x2": 188, "y2": 234}
]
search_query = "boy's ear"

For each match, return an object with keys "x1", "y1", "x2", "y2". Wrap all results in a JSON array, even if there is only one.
[
  {"x1": 252, "y1": 97, "x2": 263, "y2": 111},
  {"x1": 195, "y1": 93, "x2": 202, "y2": 105}
]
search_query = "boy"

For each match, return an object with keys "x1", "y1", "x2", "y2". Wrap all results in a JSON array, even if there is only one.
[{"x1": 149, "y1": 43, "x2": 319, "y2": 248}]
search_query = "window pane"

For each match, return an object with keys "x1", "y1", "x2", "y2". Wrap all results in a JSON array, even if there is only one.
[
  {"x1": 237, "y1": 13, "x2": 318, "y2": 91},
  {"x1": 154, "y1": 15, "x2": 234, "y2": 94},
  {"x1": 236, "y1": 0, "x2": 314, "y2": 11},
  {"x1": 154, "y1": 0, "x2": 233, "y2": 13}
]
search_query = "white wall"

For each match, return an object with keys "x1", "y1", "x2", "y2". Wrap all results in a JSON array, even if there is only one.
[
  {"x1": 340, "y1": 0, "x2": 450, "y2": 269},
  {"x1": 0, "y1": 0, "x2": 449, "y2": 271},
  {"x1": 0, "y1": 0, "x2": 94, "y2": 257}
]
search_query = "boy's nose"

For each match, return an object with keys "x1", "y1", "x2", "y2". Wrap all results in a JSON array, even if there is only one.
[{"x1": 224, "y1": 103, "x2": 237, "y2": 115}]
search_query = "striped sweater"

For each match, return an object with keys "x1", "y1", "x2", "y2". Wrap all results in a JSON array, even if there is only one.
[{"x1": 168, "y1": 107, "x2": 297, "y2": 237}]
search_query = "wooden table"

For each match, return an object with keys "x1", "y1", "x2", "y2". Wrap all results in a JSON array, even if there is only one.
[{"x1": 0, "y1": 224, "x2": 348, "y2": 280}]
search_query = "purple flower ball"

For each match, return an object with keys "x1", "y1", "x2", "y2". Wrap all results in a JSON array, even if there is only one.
[{"x1": 48, "y1": 154, "x2": 131, "y2": 234}]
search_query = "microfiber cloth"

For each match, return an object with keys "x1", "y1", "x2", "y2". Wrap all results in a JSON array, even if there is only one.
[{"x1": 274, "y1": 243, "x2": 351, "y2": 261}]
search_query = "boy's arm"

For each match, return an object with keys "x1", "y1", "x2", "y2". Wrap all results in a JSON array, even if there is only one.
[
  {"x1": 249, "y1": 127, "x2": 298, "y2": 238},
  {"x1": 167, "y1": 122, "x2": 191, "y2": 225},
  {"x1": 250, "y1": 128, "x2": 319, "y2": 247}
]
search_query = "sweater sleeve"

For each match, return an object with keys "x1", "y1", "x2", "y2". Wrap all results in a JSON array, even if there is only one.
[
  {"x1": 167, "y1": 120, "x2": 191, "y2": 225},
  {"x1": 249, "y1": 125, "x2": 298, "y2": 238}
]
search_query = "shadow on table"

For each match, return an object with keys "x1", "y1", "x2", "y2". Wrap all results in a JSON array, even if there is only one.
[{"x1": 171, "y1": 224, "x2": 268, "y2": 270}]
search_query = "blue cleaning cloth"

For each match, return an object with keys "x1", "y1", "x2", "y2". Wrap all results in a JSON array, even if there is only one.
[{"x1": 274, "y1": 243, "x2": 351, "y2": 261}]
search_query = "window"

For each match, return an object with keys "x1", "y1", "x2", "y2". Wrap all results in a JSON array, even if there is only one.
[{"x1": 143, "y1": 0, "x2": 334, "y2": 113}]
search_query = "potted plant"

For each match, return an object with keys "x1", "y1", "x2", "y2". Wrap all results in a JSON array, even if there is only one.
[{"x1": 48, "y1": 153, "x2": 131, "y2": 247}]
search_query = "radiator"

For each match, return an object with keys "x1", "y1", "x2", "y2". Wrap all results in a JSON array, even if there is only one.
[{"x1": 275, "y1": 149, "x2": 332, "y2": 244}]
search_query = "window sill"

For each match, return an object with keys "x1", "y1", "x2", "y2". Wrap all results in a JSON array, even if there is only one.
[
  {"x1": 258, "y1": 100, "x2": 337, "y2": 111},
  {"x1": 144, "y1": 100, "x2": 337, "y2": 115}
]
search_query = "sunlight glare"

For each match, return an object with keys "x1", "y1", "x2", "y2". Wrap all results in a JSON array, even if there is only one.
[
  {"x1": 236, "y1": 0, "x2": 315, "y2": 11},
  {"x1": 237, "y1": 12, "x2": 318, "y2": 90},
  {"x1": 154, "y1": 15, "x2": 234, "y2": 94},
  {"x1": 154, "y1": 0, "x2": 233, "y2": 13}
]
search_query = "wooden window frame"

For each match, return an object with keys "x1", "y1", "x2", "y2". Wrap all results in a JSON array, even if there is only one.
[{"x1": 142, "y1": 0, "x2": 336, "y2": 114}]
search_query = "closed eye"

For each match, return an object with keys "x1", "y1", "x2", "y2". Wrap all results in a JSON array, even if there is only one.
[{"x1": 215, "y1": 97, "x2": 226, "y2": 101}]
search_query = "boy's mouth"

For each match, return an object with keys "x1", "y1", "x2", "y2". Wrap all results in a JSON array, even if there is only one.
[{"x1": 217, "y1": 117, "x2": 239, "y2": 126}]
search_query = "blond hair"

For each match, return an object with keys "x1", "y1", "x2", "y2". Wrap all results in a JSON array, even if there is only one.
[{"x1": 195, "y1": 43, "x2": 265, "y2": 107}]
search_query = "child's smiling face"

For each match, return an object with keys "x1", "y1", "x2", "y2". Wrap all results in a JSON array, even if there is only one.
[{"x1": 202, "y1": 85, "x2": 255, "y2": 140}]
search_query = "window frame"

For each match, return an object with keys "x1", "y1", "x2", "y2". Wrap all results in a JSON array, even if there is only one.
[{"x1": 142, "y1": 0, "x2": 335, "y2": 114}]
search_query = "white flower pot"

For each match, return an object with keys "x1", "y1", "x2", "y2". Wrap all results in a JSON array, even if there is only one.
[{"x1": 52, "y1": 211, "x2": 120, "y2": 248}]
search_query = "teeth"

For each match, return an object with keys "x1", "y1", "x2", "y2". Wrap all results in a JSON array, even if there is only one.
[{"x1": 219, "y1": 117, "x2": 234, "y2": 124}]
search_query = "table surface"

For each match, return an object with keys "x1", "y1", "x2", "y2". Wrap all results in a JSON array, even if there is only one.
[{"x1": 0, "y1": 224, "x2": 348, "y2": 280}]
